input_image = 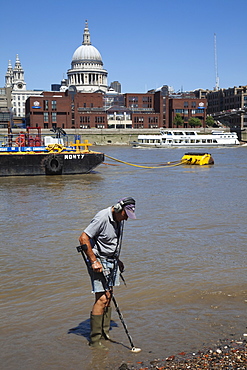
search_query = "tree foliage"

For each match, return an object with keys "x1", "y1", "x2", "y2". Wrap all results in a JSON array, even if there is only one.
[
  {"x1": 206, "y1": 116, "x2": 215, "y2": 127},
  {"x1": 188, "y1": 117, "x2": 201, "y2": 127},
  {"x1": 173, "y1": 113, "x2": 184, "y2": 127}
]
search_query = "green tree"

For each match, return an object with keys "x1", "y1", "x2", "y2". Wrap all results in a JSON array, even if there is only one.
[
  {"x1": 173, "y1": 113, "x2": 184, "y2": 127},
  {"x1": 188, "y1": 117, "x2": 201, "y2": 128},
  {"x1": 206, "y1": 116, "x2": 215, "y2": 127}
]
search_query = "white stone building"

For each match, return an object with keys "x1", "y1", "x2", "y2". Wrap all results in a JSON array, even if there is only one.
[
  {"x1": 67, "y1": 21, "x2": 108, "y2": 92},
  {"x1": 5, "y1": 55, "x2": 43, "y2": 119}
]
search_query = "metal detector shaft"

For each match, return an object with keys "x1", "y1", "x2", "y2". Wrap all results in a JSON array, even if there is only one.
[
  {"x1": 76, "y1": 244, "x2": 138, "y2": 351},
  {"x1": 110, "y1": 292, "x2": 135, "y2": 349}
]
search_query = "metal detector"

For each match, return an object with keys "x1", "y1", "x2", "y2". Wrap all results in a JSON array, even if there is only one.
[{"x1": 76, "y1": 244, "x2": 141, "y2": 353}]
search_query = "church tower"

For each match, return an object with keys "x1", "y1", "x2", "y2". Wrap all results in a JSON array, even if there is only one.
[
  {"x1": 5, "y1": 54, "x2": 42, "y2": 119},
  {"x1": 12, "y1": 54, "x2": 26, "y2": 90},
  {"x1": 5, "y1": 55, "x2": 27, "y2": 90},
  {"x1": 5, "y1": 60, "x2": 13, "y2": 88},
  {"x1": 67, "y1": 21, "x2": 108, "y2": 92}
]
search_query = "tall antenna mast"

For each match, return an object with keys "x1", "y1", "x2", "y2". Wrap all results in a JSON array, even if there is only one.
[{"x1": 214, "y1": 33, "x2": 219, "y2": 91}]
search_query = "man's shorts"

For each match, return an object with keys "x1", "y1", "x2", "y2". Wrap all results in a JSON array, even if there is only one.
[{"x1": 88, "y1": 258, "x2": 120, "y2": 293}]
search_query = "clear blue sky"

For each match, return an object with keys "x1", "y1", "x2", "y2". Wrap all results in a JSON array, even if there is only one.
[{"x1": 1, "y1": 0, "x2": 246, "y2": 93}]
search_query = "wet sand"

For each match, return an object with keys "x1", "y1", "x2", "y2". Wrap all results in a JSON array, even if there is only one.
[{"x1": 118, "y1": 337, "x2": 247, "y2": 370}]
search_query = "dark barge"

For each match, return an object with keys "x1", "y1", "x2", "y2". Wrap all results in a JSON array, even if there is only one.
[{"x1": 0, "y1": 134, "x2": 104, "y2": 177}]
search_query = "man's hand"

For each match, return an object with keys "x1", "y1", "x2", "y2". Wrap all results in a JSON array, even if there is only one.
[{"x1": 91, "y1": 260, "x2": 103, "y2": 272}]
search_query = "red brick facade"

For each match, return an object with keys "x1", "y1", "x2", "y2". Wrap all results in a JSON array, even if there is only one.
[
  {"x1": 164, "y1": 95, "x2": 207, "y2": 128},
  {"x1": 26, "y1": 92, "x2": 70, "y2": 129},
  {"x1": 25, "y1": 90, "x2": 207, "y2": 129},
  {"x1": 124, "y1": 93, "x2": 163, "y2": 128}
]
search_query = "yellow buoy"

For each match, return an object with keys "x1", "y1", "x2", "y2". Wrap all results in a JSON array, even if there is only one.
[{"x1": 181, "y1": 152, "x2": 214, "y2": 165}]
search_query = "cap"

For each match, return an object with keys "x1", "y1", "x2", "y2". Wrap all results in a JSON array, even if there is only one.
[
  {"x1": 124, "y1": 203, "x2": 136, "y2": 219},
  {"x1": 115, "y1": 197, "x2": 136, "y2": 219}
]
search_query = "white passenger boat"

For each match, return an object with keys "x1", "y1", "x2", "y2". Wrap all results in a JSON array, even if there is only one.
[{"x1": 132, "y1": 130, "x2": 240, "y2": 148}]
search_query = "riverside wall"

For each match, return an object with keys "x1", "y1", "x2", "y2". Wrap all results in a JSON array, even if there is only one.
[
  {"x1": 1, "y1": 127, "x2": 242, "y2": 146},
  {"x1": 0, "y1": 128, "x2": 150, "y2": 146}
]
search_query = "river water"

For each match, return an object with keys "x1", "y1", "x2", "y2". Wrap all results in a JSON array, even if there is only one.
[{"x1": 1, "y1": 145, "x2": 247, "y2": 369}]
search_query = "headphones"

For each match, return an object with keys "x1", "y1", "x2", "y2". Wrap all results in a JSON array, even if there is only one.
[{"x1": 113, "y1": 197, "x2": 135, "y2": 213}]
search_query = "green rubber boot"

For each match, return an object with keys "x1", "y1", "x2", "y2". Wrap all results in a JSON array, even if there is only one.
[
  {"x1": 89, "y1": 313, "x2": 108, "y2": 349},
  {"x1": 102, "y1": 307, "x2": 112, "y2": 340}
]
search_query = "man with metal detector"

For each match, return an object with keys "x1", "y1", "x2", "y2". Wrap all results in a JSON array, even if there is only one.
[{"x1": 78, "y1": 197, "x2": 140, "y2": 351}]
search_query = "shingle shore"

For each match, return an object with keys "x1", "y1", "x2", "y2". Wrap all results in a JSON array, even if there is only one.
[{"x1": 118, "y1": 337, "x2": 247, "y2": 370}]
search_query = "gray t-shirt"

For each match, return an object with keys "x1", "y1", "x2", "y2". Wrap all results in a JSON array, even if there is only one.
[{"x1": 84, "y1": 206, "x2": 122, "y2": 258}]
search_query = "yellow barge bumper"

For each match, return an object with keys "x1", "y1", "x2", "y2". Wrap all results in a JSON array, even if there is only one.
[{"x1": 181, "y1": 152, "x2": 214, "y2": 165}]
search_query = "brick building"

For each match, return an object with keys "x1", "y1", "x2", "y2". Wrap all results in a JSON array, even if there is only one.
[
  {"x1": 124, "y1": 92, "x2": 163, "y2": 128},
  {"x1": 26, "y1": 91, "x2": 70, "y2": 129},
  {"x1": 164, "y1": 93, "x2": 207, "y2": 128},
  {"x1": 206, "y1": 86, "x2": 247, "y2": 132},
  {"x1": 25, "y1": 90, "x2": 164, "y2": 129}
]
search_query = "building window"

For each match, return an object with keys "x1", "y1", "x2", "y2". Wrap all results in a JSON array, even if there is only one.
[
  {"x1": 52, "y1": 112, "x2": 57, "y2": 122},
  {"x1": 44, "y1": 100, "x2": 49, "y2": 110},
  {"x1": 184, "y1": 101, "x2": 188, "y2": 107},
  {"x1": 51, "y1": 100, "x2": 57, "y2": 110},
  {"x1": 80, "y1": 116, "x2": 90, "y2": 123},
  {"x1": 44, "y1": 112, "x2": 49, "y2": 122},
  {"x1": 133, "y1": 123, "x2": 144, "y2": 128},
  {"x1": 191, "y1": 102, "x2": 196, "y2": 108},
  {"x1": 142, "y1": 97, "x2": 152, "y2": 103},
  {"x1": 95, "y1": 116, "x2": 105, "y2": 123},
  {"x1": 134, "y1": 117, "x2": 144, "y2": 123},
  {"x1": 129, "y1": 97, "x2": 138, "y2": 103},
  {"x1": 148, "y1": 117, "x2": 158, "y2": 123}
]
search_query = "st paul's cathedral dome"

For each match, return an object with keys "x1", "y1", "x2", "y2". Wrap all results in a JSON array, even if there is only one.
[{"x1": 67, "y1": 21, "x2": 108, "y2": 92}]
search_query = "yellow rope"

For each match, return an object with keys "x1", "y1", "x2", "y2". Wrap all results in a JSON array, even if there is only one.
[
  {"x1": 46, "y1": 144, "x2": 65, "y2": 153},
  {"x1": 104, "y1": 154, "x2": 186, "y2": 169}
]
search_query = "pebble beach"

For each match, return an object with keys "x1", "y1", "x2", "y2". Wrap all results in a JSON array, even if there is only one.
[{"x1": 118, "y1": 337, "x2": 247, "y2": 370}]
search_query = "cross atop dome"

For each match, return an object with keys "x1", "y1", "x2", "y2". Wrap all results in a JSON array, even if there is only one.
[{"x1": 83, "y1": 20, "x2": 91, "y2": 45}]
